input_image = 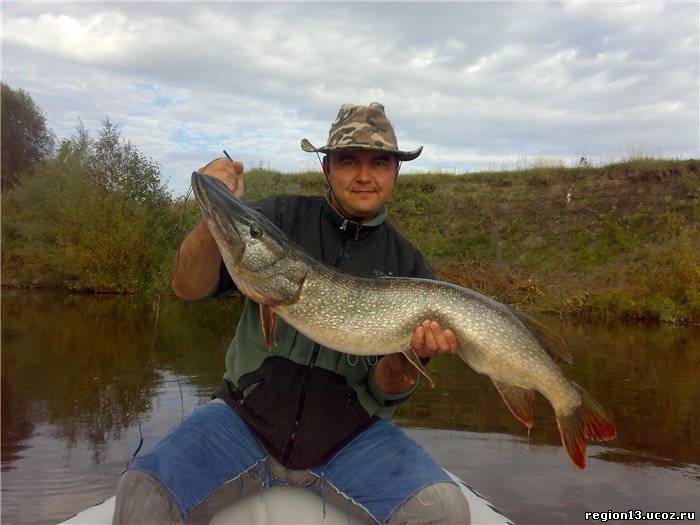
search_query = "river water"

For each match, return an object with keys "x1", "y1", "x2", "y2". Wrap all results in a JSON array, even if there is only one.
[{"x1": 2, "y1": 289, "x2": 698, "y2": 524}]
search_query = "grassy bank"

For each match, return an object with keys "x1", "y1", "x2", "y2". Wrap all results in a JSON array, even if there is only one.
[
  {"x1": 242, "y1": 158, "x2": 700, "y2": 323},
  {"x1": 3, "y1": 158, "x2": 699, "y2": 323}
]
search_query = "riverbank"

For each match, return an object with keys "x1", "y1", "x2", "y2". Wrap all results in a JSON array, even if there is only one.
[
  {"x1": 243, "y1": 158, "x2": 700, "y2": 323},
  {"x1": 3, "y1": 158, "x2": 698, "y2": 323}
]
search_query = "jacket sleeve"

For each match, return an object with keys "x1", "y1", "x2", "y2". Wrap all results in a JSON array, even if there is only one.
[
  {"x1": 410, "y1": 247, "x2": 437, "y2": 279},
  {"x1": 366, "y1": 365, "x2": 421, "y2": 407},
  {"x1": 210, "y1": 196, "x2": 285, "y2": 298}
]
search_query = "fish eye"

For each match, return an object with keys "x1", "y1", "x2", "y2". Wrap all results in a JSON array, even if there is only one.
[{"x1": 249, "y1": 224, "x2": 263, "y2": 238}]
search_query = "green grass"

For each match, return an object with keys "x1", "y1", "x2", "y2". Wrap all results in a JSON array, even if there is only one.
[
  {"x1": 4, "y1": 158, "x2": 698, "y2": 323},
  {"x1": 244, "y1": 159, "x2": 700, "y2": 323}
]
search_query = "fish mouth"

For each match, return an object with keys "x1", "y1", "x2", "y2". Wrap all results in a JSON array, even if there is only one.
[{"x1": 191, "y1": 171, "x2": 246, "y2": 263}]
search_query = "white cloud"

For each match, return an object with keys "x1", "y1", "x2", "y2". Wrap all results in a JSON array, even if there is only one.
[{"x1": 2, "y1": 2, "x2": 698, "y2": 195}]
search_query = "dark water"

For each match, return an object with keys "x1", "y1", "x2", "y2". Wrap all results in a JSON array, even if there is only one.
[{"x1": 2, "y1": 289, "x2": 698, "y2": 524}]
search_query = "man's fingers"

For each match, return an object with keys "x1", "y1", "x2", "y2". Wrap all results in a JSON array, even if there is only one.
[
  {"x1": 414, "y1": 320, "x2": 460, "y2": 357},
  {"x1": 199, "y1": 157, "x2": 227, "y2": 173},
  {"x1": 444, "y1": 329, "x2": 459, "y2": 353},
  {"x1": 199, "y1": 158, "x2": 244, "y2": 177},
  {"x1": 198, "y1": 158, "x2": 245, "y2": 197},
  {"x1": 423, "y1": 320, "x2": 438, "y2": 351},
  {"x1": 430, "y1": 322, "x2": 459, "y2": 353},
  {"x1": 230, "y1": 161, "x2": 245, "y2": 198},
  {"x1": 431, "y1": 321, "x2": 450, "y2": 352},
  {"x1": 411, "y1": 325, "x2": 424, "y2": 351}
]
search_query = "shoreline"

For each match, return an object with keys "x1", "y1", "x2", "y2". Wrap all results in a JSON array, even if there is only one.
[{"x1": 3, "y1": 158, "x2": 698, "y2": 324}]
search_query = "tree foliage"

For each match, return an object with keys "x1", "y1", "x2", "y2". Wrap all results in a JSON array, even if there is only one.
[
  {"x1": 88, "y1": 119, "x2": 169, "y2": 205},
  {"x1": 1, "y1": 83, "x2": 55, "y2": 189},
  {"x1": 2, "y1": 121, "x2": 183, "y2": 293}
]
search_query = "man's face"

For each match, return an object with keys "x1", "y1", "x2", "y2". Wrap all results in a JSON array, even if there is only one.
[{"x1": 324, "y1": 149, "x2": 399, "y2": 220}]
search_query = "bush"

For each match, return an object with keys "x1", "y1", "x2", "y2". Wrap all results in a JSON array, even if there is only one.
[{"x1": 2, "y1": 121, "x2": 178, "y2": 293}]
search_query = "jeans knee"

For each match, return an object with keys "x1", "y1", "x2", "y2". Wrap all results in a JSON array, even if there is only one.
[
  {"x1": 113, "y1": 470, "x2": 184, "y2": 524},
  {"x1": 388, "y1": 482, "x2": 470, "y2": 524}
]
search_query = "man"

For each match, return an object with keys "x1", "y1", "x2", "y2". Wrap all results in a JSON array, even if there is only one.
[{"x1": 114, "y1": 103, "x2": 470, "y2": 524}]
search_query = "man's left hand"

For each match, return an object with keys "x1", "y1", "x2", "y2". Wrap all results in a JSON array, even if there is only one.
[
  {"x1": 411, "y1": 320, "x2": 459, "y2": 359},
  {"x1": 373, "y1": 320, "x2": 458, "y2": 394}
]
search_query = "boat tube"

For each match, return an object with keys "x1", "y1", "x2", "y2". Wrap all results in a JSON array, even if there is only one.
[{"x1": 59, "y1": 470, "x2": 512, "y2": 524}]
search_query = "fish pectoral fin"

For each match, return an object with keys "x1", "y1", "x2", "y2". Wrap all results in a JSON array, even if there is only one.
[
  {"x1": 492, "y1": 379, "x2": 536, "y2": 429},
  {"x1": 401, "y1": 348, "x2": 435, "y2": 388},
  {"x1": 259, "y1": 304, "x2": 277, "y2": 351}
]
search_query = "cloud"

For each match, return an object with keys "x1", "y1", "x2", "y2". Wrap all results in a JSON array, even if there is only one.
[{"x1": 2, "y1": 2, "x2": 698, "y2": 194}]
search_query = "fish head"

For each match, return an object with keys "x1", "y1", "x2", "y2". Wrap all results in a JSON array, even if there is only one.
[
  {"x1": 191, "y1": 171, "x2": 307, "y2": 304},
  {"x1": 191, "y1": 171, "x2": 248, "y2": 266}
]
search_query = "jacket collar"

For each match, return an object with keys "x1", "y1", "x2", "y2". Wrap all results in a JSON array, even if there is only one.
[{"x1": 322, "y1": 190, "x2": 387, "y2": 239}]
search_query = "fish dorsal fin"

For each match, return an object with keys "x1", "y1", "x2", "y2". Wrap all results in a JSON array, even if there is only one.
[
  {"x1": 512, "y1": 310, "x2": 573, "y2": 365},
  {"x1": 492, "y1": 379, "x2": 536, "y2": 429}
]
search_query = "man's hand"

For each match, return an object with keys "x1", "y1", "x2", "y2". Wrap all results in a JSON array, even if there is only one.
[
  {"x1": 199, "y1": 157, "x2": 245, "y2": 198},
  {"x1": 373, "y1": 321, "x2": 458, "y2": 394},
  {"x1": 171, "y1": 156, "x2": 244, "y2": 301},
  {"x1": 411, "y1": 320, "x2": 459, "y2": 359}
]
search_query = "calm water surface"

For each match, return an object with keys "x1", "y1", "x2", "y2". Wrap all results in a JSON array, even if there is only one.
[{"x1": 2, "y1": 289, "x2": 698, "y2": 524}]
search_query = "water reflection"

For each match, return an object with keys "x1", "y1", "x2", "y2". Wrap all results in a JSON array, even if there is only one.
[
  {"x1": 1, "y1": 289, "x2": 698, "y2": 525},
  {"x1": 397, "y1": 318, "x2": 700, "y2": 466},
  {"x1": 409, "y1": 428, "x2": 699, "y2": 525},
  {"x1": 4, "y1": 291, "x2": 152, "y2": 465},
  {"x1": 1, "y1": 289, "x2": 239, "y2": 468}
]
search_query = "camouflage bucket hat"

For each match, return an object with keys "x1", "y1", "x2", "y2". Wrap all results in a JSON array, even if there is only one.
[{"x1": 301, "y1": 102, "x2": 423, "y2": 161}]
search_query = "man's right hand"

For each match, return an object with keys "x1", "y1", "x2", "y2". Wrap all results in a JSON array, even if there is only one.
[
  {"x1": 172, "y1": 156, "x2": 244, "y2": 301},
  {"x1": 199, "y1": 157, "x2": 245, "y2": 199}
]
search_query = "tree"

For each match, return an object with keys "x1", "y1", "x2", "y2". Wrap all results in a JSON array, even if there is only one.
[
  {"x1": 88, "y1": 118, "x2": 169, "y2": 206},
  {"x1": 2, "y1": 120, "x2": 178, "y2": 293},
  {"x1": 1, "y1": 83, "x2": 55, "y2": 189}
]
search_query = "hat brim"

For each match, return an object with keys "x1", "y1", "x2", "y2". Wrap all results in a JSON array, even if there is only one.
[{"x1": 301, "y1": 138, "x2": 422, "y2": 162}]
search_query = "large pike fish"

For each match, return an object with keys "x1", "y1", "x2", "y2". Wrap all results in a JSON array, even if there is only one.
[{"x1": 191, "y1": 171, "x2": 616, "y2": 470}]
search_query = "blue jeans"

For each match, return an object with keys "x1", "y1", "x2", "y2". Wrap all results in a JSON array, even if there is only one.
[{"x1": 128, "y1": 401, "x2": 454, "y2": 523}]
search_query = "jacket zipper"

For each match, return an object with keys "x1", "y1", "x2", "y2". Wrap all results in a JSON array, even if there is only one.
[
  {"x1": 282, "y1": 229, "x2": 350, "y2": 464},
  {"x1": 282, "y1": 342, "x2": 321, "y2": 463}
]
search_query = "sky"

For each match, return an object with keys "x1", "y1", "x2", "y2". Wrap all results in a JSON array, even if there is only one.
[{"x1": 2, "y1": 1, "x2": 699, "y2": 195}]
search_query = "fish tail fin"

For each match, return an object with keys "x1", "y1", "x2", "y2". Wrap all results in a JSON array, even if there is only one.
[{"x1": 555, "y1": 383, "x2": 617, "y2": 470}]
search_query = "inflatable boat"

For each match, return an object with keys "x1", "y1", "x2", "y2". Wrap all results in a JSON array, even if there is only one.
[{"x1": 59, "y1": 470, "x2": 512, "y2": 524}]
